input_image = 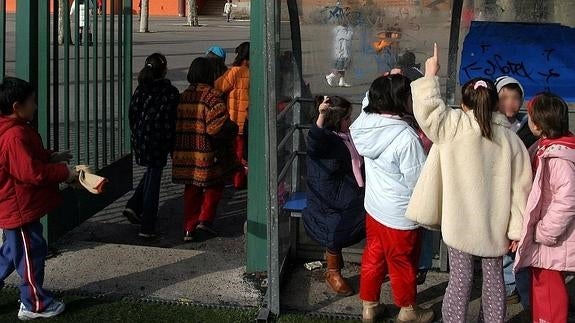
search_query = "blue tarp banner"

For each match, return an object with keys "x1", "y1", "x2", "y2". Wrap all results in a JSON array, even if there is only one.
[{"x1": 460, "y1": 21, "x2": 575, "y2": 102}]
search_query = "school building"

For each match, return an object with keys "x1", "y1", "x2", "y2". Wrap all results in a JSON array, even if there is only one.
[{"x1": 4, "y1": 0, "x2": 251, "y2": 17}]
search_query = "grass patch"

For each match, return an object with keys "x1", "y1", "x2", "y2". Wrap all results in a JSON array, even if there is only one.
[
  {"x1": 0, "y1": 288, "x2": 255, "y2": 323},
  {"x1": 0, "y1": 289, "x2": 355, "y2": 323}
]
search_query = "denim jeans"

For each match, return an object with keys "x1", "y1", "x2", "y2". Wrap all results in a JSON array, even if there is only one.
[
  {"x1": 126, "y1": 166, "x2": 163, "y2": 234},
  {"x1": 503, "y1": 252, "x2": 531, "y2": 309},
  {"x1": 503, "y1": 253, "x2": 516, "y2": 295},
  {"x1": 419, "y1": 229, "x2": 434, "y2": 270}
]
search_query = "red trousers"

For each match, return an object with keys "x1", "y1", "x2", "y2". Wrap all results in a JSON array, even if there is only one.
[
  {"x1": 360, "y1": 214, "x2": 421, "y2": 307},
  {"x1": 183, "y1": 185, "x2": 224, "y2": 231},
  {"x1": 234, "y1": 135, "x2": 247, "y2": 189},
  {"x1": 531, "y1": 267, "x2": 568, "y2": 323}
]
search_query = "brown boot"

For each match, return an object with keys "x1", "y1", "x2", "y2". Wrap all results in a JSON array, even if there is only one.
[
  {"x1": 325, "y1": 251, "x2": 354, "y2": 296},
  {"x1": 396, "y1": 305, "x2": 434, "y2": 323},
  {"x1": 362, "y1": 300, "x2": 384, "y2": 323}
]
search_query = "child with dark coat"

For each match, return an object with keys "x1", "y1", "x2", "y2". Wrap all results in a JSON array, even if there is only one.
[
  {"x1": 303, "y1": 96, "x2": 365, "y2": 297},
  {"x1": 123, "y1": 53, "x2": 180, "y2": 238}
]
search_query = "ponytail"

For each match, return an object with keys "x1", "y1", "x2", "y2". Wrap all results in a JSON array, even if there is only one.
[
  {"x1": 233, "y1": 42, "x2": 250, "y2": 67},
  {"x1": 461, "y1": 78, "x2": 499, "y2": 140},
  {"x1": 138, "y1": 53, "x2": 168, "y2": 86}
]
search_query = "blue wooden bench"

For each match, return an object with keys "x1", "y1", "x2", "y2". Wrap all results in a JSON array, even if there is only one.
[
  {"x1": 282, "y1": 191, "x2": 307, "y2": 217},
  {"x1": 282, "y1": 192, "x2": 307, "y2": 258}
]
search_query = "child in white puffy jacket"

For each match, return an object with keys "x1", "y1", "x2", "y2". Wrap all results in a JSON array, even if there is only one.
[{"x1": 350, "y1": 74, "x2": 432, "y2": 323}]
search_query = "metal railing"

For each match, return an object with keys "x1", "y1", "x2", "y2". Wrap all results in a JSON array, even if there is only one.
[{"x1": 0, "y1": 0, "x2": 133, "y2": 242}]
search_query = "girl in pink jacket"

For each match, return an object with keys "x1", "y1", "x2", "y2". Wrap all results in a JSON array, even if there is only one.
[{"x1": 515, "y1": 93, "x2": 575, "y2": 323}]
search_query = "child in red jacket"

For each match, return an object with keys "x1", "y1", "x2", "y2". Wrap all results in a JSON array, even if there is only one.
[{"x1": 0, "y1": 77, "x2": 77, "y2": 320}]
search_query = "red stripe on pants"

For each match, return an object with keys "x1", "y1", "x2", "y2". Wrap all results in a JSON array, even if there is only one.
[
  {"x1": 234, "y1": 135, "x2": 247, "y2": 189},
  {"x1": 20, "y1": 228, "x2": 42, "y2": 312},
  {"x1": 184, "y1": 185, "x2": 224, "y2": 231},
  {"x1": 360, "y1": 214, "x2": 421, "y2": 307},
  {"x1": 531, "y1": 267, "x2": 568, "y2": 323}
]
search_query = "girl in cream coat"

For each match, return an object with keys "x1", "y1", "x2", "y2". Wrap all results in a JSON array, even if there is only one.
[{"x1": 407, "y1": 44, "x2": 532, "y2": 322}]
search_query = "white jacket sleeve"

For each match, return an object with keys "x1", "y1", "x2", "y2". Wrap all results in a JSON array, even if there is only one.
[
  {"x1": 508, "y1": 146, "x2": 533, "y2": 241},
  {"x1": 410, "y1": 76, "x2": 463, "y2": 144}
]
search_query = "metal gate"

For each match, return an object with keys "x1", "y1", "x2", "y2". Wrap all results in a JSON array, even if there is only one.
[{"x1": 0, "y1": 0, "x2": 133, "y2": 243}]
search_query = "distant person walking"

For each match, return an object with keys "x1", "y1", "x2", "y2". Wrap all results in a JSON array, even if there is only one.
[{"x1": 223, "y1": 0, "x2": 236, "y2": 23}]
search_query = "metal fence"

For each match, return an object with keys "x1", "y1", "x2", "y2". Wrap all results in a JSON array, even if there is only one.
[{"x1": 0, "y1": 0, "x2": 133, "y2": 242}]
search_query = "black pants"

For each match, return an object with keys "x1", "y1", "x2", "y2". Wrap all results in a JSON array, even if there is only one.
[{"x1": 126, "y1": 166, "x2": 163, "y2": 234}]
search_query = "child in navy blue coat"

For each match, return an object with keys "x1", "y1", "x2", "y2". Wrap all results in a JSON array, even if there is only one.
[{"x1": 303, "y1": 96, "x2": 365, "y2": 296}]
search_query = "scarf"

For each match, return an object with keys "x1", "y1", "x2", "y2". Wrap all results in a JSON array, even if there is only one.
[
  {"x1": 533, "y1": 132, "x2": 575, "y2": 171},
  {"x1": 334, "y1": 131, "x2": 365, "y2": 188}
]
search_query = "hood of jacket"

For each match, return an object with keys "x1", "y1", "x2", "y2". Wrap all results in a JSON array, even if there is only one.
[
  {"x1": 0, "y1": 116, "x2": 25, "y2": 139},
  {"x1": 350, "y1": 111, "x2": 412, "y2": 160}
]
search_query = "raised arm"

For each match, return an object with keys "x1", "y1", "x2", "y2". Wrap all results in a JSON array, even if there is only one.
[{"x1": 411, "y1": 43, "x2": 463, "y2": 144}]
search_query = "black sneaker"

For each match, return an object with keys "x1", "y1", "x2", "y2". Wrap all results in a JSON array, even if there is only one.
[
  {"x1": 196, "y1": 222, "x2": 218, "y2": 236},
  {"x1": 417, "y1": 270, "x2": 428, "y2": 285},
  {"x1": 122, "y1": 208, "x2": 142, "y2": 224}
]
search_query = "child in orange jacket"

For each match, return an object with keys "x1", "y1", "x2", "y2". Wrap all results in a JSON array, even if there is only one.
[{"x1": 215, "y1": 41, "x2": 250, "y2": 189}]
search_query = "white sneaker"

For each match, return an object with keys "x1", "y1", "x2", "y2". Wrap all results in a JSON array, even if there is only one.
[
  {"x1": 339, "y1": 78, "x2": 351, "y2": 88},
  {"x1": 325, "y1": 74, "x2": 337, "y2": 87},
  {"x1": 18, "y1": 300, "x2": 65, "y2": 320}
]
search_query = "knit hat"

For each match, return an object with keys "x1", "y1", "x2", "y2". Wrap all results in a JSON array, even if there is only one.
[
  {"x1": 495, "y1": 76, "x2": 524, "y2": 98},
  {"x1": 205, "y1": 46, "x2": 226, "y2": 60}
]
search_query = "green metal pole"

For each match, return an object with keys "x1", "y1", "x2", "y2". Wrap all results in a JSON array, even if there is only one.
[
  {"x1": 36, "y1": 0, "x2": 50, "y2": 243},
  {"x1": 246, "y1": 0, "x2": 270, "y2": 274},
  {"x1": 102, "y1": 0, "x2": 108, "y2": 165},
  {"x1": 109, "y1": 0, "x2": 115, "y2": 161},
  {"x1": 0, "y1": 0, "x2": 6, "y2": 79},
  {"x1": 37, "y1": 0, "x2": 49, "y2": 146},
  {"x1": 122, "y1": 0, "x2": 132, "y2": 155},
  {"x1": 93, "y1": 0, "x2": 99, "y2": 169},
  {"x1": 117, "y1": 2, "x2": 123, "y2": 155},
  {"x1": 75, "y1": 0, "x2": 81, "y2": 164},
  {"x1": 84, "y1": 0, "x2": 90, "y2": 163},
  {"x1": 64, "y1": 0, "x2": 71, "y2": 150},
  {"x1": 15, "y1": 0, "x2": 38, "y2": 85},
  {"x1": 52, "y1": 0, "x2": 60, "y2": 151},
  {"x1": 116, "y1": 1, "x2": 123, "y2": 159}
]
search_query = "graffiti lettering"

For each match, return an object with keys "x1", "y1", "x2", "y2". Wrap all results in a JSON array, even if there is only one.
[
  {"x1": 538, "y1": 68, "x2": 561, "y2": 91},
  {"x1": 484, "y1": 55, "x2": 533, "y2": 79},
  {"x1": 463, "y1": 54, "x2": 534, "y2": 80},
  {"x1": 543, "y1": 49, "x2": 555, "y2": 61}
]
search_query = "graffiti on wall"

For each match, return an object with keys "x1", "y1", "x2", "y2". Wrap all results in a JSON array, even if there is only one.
[{"x1": 460, "y1": 21, "x2": 575, "y2": 101}]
